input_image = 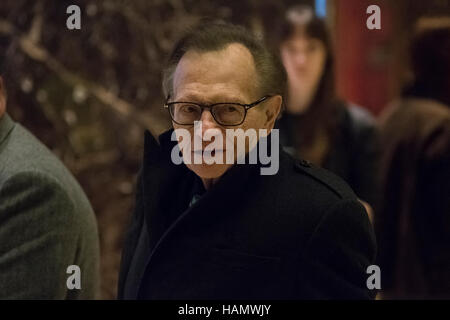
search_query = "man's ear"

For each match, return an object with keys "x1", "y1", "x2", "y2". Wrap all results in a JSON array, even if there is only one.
[
  {"x1": 263, "y1": 95, "x2": 282, "y2": 130},
  {"x1": 0, "y1": 76, "x2": 6, "y2": 117}
]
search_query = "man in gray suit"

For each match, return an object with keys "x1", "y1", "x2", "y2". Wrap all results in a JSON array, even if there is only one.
[{"x1": 0, "y1": 71, "x2": 100, "y2": 298}]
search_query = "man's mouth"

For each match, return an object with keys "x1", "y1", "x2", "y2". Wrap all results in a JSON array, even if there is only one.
[{"x1": 192, "y1": 149, "x2": 225, "y2": 156}]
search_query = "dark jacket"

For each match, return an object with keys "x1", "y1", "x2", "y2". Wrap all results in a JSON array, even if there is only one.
[
  {"x1": 0, "y1": 113, "x2": 100, "y2": 299},
  {"x1": 277, "y1": 103, "x2": 380, "y2": 207},
  {"x1": 377, "y1": 98, "x2": 450, "y2": 298},
  {"x1": 118, "y1": 128, "x2": 377, "y2": 300}
]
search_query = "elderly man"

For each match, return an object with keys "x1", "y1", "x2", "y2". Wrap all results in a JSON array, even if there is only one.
[
  {"x1": 0, "y1": 63, "x2": 100, "y2": 298},
  {"x1": 118, "y1": 22, "x2": 376, "y2": 299}
]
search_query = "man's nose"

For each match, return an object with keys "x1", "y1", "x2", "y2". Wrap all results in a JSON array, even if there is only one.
[
  {"x1": 193, "y1": 109, "x2": 225, "y2": 151},
  {"x1": 199, "y1": 109, "x2": 219, "y2": 130}
]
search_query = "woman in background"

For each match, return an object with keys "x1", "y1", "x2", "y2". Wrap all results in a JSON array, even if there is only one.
[{"x1": 275, "y1": 5, "x2": 380, "y2": 212}]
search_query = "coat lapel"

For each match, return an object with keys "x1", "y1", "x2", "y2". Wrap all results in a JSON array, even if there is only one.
[
  {"x1": 125, "y1": 129, "x2": 191, "y2": 298},
  {"x1": 0, "y1": 113, "x2": 14, "y2": 147},
  {"x1": 0, "y1": 114, "x2": 15, "y2": 176}
]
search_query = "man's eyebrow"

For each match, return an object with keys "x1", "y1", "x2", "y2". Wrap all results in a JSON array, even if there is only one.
[{"x1": 177, "y1": 94, "x2": 246, "y2": 104}]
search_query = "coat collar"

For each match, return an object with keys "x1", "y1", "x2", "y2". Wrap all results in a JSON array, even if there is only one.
[
  {"x1": 140, "y1": 127, "x2": 266, "y2": 238},
  {"x1": 0, "y1": 113, "x2": 14, "y2": 146},
  {"x1": 141, "y1": 128, "x2": 274, "y2": 205}
]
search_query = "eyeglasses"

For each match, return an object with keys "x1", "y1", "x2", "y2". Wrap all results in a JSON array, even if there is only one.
[{"x1": 164, "y1": 95, "x2": 272, "y2": 126}]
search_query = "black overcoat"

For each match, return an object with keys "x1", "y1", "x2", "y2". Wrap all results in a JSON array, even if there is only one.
[{"x1": 118, "y1": 129, "x2": 377, "y2": 299}]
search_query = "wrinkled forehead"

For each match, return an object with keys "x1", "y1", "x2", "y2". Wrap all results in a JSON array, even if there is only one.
[{"x1": 172, "y1": 43, "x2": 259, "y2": 102}]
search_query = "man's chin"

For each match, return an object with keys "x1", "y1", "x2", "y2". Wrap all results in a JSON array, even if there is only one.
[{"x1": 185, "y1": 163, "x2": 233, "y2": 180}]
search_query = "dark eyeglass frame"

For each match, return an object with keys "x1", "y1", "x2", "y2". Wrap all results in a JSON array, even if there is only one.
[{"x1": 164, "y1": 95, "x2": 272, "y2": 126}]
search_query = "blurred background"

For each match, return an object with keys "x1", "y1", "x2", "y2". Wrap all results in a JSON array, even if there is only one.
[{"x1": 0, "y1": 0, "x2": 449, "y2": 299}]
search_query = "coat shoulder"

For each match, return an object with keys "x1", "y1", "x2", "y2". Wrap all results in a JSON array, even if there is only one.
[
  {"x1": 0, "y1": 122, "x2": 97, "y2": 232},
  {"x1": 1, "y1": 123, "x2": 81, "y2": 190},
  {"x1": 288, "y1": 155, "x2": 358, "y2": 201}
]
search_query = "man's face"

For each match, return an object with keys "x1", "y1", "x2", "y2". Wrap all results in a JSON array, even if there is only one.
[{"x1": 171, "y1": 43, "x2": 280, "y2": 180}]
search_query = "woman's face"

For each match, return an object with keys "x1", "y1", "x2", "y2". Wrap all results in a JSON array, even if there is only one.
[{"x1": 280, "y1": 32, "x2": 327, "y2": 98}]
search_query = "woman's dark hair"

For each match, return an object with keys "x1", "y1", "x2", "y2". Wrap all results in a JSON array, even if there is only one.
[
  {"x1": 403, "y1": 25, "x2": 450, "y2": 106},
  {"x1": 275, "y1": 5, "x2": 339, "y2": 147}
]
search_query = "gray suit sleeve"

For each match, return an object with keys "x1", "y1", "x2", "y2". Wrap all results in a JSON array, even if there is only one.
[{"x1": 0, "y1": 171, "x2": 83, "y2": 299}]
